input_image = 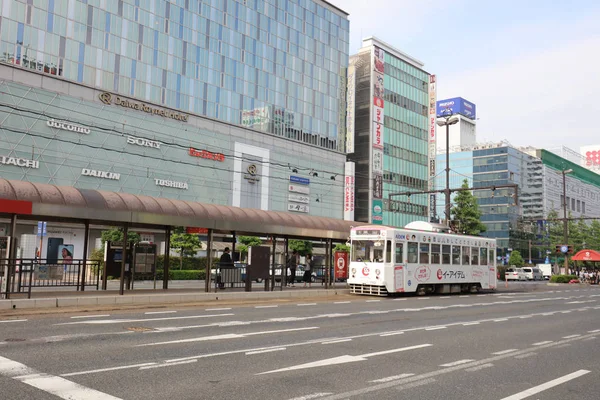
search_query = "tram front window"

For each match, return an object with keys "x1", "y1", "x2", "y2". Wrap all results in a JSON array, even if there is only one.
[{"x1": 351, "y1": 240, "x2": 384, "y2": 262}]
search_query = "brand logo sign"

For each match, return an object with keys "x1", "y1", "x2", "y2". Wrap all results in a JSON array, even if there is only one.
[
  {"x1": 81, "y1": 168, "x2": 120, "y2": 180},
  {"x1": 289, "y1": 176, "x2": 310, "y2": 185},
  {"x1": 244, "y1": 164, "x2": 260, "y2": 184},
  {"x1": 47, "y1": 119, "x2": 90, "y2": 134},
  {"x1": 98, "y1": 92, "x2": 189, "y2": 122},
  {"x1": 188, "y1": 148, "x2": 225, "y2": 162},
  {"x1": 155, "y1": 178, "x2": 188, "y2": 189},
  {"x1": 127, "y1": 136, "x2": 161, "y2": 149},
  {"x1": 1, "y1": 156, "x2": 39, "y2": 169},
  {"x1": 289, "y1": 184, "x2": 310, "y2": 195},
  {"x1": 288, "y1": 193, "x2": 310, "y2": 204}
]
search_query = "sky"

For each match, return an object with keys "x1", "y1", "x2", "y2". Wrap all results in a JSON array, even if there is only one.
[{"x1": 337, "y1": 0, "x2": 600, "y2": 153}]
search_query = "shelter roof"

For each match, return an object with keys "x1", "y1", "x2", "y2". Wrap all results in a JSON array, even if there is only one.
[{"x1": 571, "y1": 249, "x2": 600, "y2": 262}]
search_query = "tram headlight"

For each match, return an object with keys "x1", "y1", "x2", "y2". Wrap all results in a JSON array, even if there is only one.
[{"x1": 351, "y1": 268, "x2": 356, "y2": 274}]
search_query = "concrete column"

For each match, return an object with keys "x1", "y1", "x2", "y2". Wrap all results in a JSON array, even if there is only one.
[
  {"x1": 163, "y1": 225, "x2": 171, "y2": 290},
  {"x1": 119, "y1": 223, "x2": 128, "y2": 295}
]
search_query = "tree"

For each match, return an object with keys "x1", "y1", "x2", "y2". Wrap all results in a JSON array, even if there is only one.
[
  {"x1": 450, "y1": 179, "x2": 487, "y2": 236},
  {"x1": 588, "y1": 220, "x2": 600, "y2": 250},
  {"x1": 508, "y1": 250, "x2": 525, "y2": 267},
  {"x1": 236, "y1": 236, "x2": 263, "y2": 262},
  {"x1": 333, "y1": 243, "x2": 350, "y2": 252},
  {"x1": 100, "y1": 228, "x2": 140, "y2": 248},
  {"x1": 170, "y1": 227, "x2": 202, "y2": 270},
  {"x1": 289, "y1": 239, "x2": 313, "y2": 256}
]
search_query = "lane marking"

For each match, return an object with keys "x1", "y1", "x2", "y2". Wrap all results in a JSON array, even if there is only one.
[
  {"x1": 533, "y1": 341, "x2": 553, "y2": 346},
  {"x1": 366, "y1": 300, "x2": 381, "y2": 303},
  {"x1": 380, "y1": 332, "x2": 404, "y2": 337},
  {"x1": 417, "y1": 297, "x2": 431, "y2": 300},
  {"x1": 519, "y1": 315, "x2": 532, "y2": 319},
  {"x1": 321, "y1": 339, "x2": 352, "y2": 345},
  {"x1": 0, "y1": 319, "x2": 27, "y2": 323},
  {"x1": 562, "y1": 334, "x2": 581, "y2": 339},
  {"x1": 70, "y1": 315, "x2": 110, "y2": 319},
  {"x1": 297, "y1": 303, "x2": 317, "y2": 306},
  {"x1": 515, "y1": 353, "x2": 536, "y2": 359},
  {"x1": 62, "y1": 363, "x2": 158, "y2": 377},
  {"x1": 334, "y1": 301, "x2": 351, "y2": 304},
  {"x1": 492, "y1": 349, "x2": 518, "y2": 355},
  {"x1": 144, "y1": 311, "x2": 177, "y2": 315},
  {"x1": 494, "y1": 318, "x2": 508, "y2": 322},
  {"x1": 205, "y1": 308, "x2": 232, "y2": 311},
  {"x1": 425, "y1": 326, "x2": 447, "y2": 331},
  {"x1": 583, "y1": 337, "x2": 597, "y2": 341},
  {"x1": 465, "y1": 363, "x2": 494, "y2": 372},
  {"x1": 286, "y1": 393, "x2": 333, "y2": 400},
  {"x1": 138, "y1": 327, "x2": 319, "y2": 347},
  {"x1": 0, "y1": 356, "x2": 123, "y2": 400},
  {"x1": 462, "y1": 322, "x2": 480, "y2": 326},
  {"x1": 588, "y1": 329, "x2": 600, "y2": 333},
  {"x1": 246, "y1": 348, "x2": 286, "y2": 355},
  {"x1": 57, "y1": 313, "x2": 235, "y2": 325},
  {"x1": 499, "y1": 370, "x2": 590, "y2": 400},
  {"x1": 255, "y1": 305, "x2": 278, "y2": 309},
  {"x1": 369, "y1": 373, "x2": 414, "y2": 383},
  {"x1": 139, "y1": 360, "x2": 197, "y2": 370},
  {"x1": 440, "y1": 359, "x2": 474, "y2": 367}
]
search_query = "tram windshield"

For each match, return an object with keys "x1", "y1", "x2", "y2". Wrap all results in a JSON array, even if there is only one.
[{"x1": 351, "y1": 240, "x2": 385, "y2": 262}]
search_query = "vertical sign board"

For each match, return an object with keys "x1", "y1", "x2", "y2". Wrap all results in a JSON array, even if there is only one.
[
  {"x1": 428, "y1": 74, "x2": 437, "y2": 222},
  {"x1": 334, "y1": 251, "x2": 349, "y2": 279},
  {"x1": 371, "y1": 46, "x2": 385, "y2": 225},
  {"x1": 0, "y1": 237, "x2": 10, "y2": 299},
  {"x1": 346, "y1": 65, "x2": 356, "y2": 154},
  {"x1": 344, "y1": 161, "x2": 355, "y2": 221}
]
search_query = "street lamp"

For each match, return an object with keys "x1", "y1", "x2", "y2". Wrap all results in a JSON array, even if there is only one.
[
  {"x1": 562, "y1": 168, "x2": 573, "y2": 273},
  {"x1": 437, "y1": 113, "x2": 459, "y2": 226}
]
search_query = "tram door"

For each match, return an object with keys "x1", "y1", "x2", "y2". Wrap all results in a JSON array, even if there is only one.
[{"x1": 393, "y1": 240, "x2": 405, "y2": 293}]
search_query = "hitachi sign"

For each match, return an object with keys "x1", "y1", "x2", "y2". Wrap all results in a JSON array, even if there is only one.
[
  {"x1": 81, "y1": 168, "x2": 120, "y2": 180},
  {"x1": 1, "y1": 156, "x2": 39, "y2": 169}
]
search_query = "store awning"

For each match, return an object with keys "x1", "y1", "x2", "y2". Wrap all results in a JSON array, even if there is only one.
[
  {"x1": 571, "y1": 249, "x2": 600, "y2": 262},
  {"x1": 0, "y1": 178, "x2": 355, "y2": 240}
]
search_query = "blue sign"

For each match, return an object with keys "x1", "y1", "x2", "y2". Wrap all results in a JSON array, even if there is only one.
[
  {"x1": 36, "y1": 221, "x2": 47, "y2": 237},
  {"x1": 436, "y1": 97, "x2": 477, "y2": 120},
  {"x1": 289, "y1": 175, "x2": 310, "y2": 185}
]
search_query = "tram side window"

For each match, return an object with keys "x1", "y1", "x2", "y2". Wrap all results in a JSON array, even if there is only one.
[
  {"x1": 462, "y1": 246, "x2": 470, "y2": 265},
  {"x1": 452, "y1": 246, "x2": 461, "y2": 265},
  {"x1": 442, "y1": 245, "x2": 451, "y2": 264},
  {"x1": 407, "y1": 242, "x2": 418, "y2": 263},
  {"x1": 489, "y1": 249, "x2": 495, "y2": 264},
  {"x1": 471, "y1": 247, "x2": 479, "y2": 265},
  {"x1": 395, "y1": 242, "x2": 405, "y2": 263},
  {"x1": 419, "y1": 243, "x2": 430, "y2": 264},
  {"x1": 385, "y1": 240, "x2": 392, "y2": 263},
  {"x1": 480, "y1": 248, "x2": 488, "y2": 266},
  {"x1": 431, "y1": 244, "x2": 441, "y2": 264}
]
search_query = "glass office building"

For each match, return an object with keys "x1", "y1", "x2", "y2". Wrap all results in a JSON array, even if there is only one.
[
  {"x1": 0, "y1": 0, "x2": 349, "y2": 150},
  {"x1": 348, "y1": 37, "x2": 430, "y2": 227}
]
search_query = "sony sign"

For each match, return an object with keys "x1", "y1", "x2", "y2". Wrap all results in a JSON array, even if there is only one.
[
  {"x1": 81, "y1": 168, "x2": 120, "y2": 180},
  {"x1": 127, "y1": 136, "x2": 161, "y2": 149},
  {"x1": 155, "y1": 178, "x2": 188, "y2": 190}
]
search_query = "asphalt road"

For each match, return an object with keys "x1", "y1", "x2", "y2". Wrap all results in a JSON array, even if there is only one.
[{"x1": 1, "y1": 286, "x2": 599, "y2": 400}]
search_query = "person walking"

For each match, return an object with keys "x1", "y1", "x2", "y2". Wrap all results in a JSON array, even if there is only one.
[
  {"x1": 218, "y1": 247, "x2": 233, "y2": 289},
  {"x1": 287, "y1": 250, "x2": 298, "y2": 287},
  {"x1": 303, "y1": 254, "x2": 313, "y2": 288}
]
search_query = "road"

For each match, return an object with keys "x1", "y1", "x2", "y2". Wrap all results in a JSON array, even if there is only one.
[{"x1": 1, "y1": 286, "x2": 599, "y2": 399}]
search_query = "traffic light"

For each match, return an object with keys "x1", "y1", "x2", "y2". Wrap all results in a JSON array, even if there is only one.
[
  {"x1": 568, "y1": 245, "x2": 574, "y2": 254},
  {"x1": 555, "y1": 245, "x2": 561, "y2": 253}
]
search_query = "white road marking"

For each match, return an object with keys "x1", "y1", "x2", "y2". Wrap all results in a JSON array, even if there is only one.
[
  {"x1": 492, "y1": 349, "x2": 518, "y2": 355},
  {"x1": 246, "y1": 348, "x2": 286, "y2": 355},
  {"x1": 533, "y1": 341, "x2": 553, "y2": 346},
  {"x1": 255, "y1": 305, "x2": 278, "y2": 308},
  {"x1": 0, "y1": 356, "x2": 122, "y2": 399},
  {"x1": 499, "y1": 370, "x2": 590, "y2": 400},
  {"x1": 0, "y1": 319, "x2": 27, "y2": 323},
  {"x1": 139, "y1": 360, "x2": 197, "y2": 370},
  {"x1": 440, "y1": 359, "x2": 474, "y2": 367},
  {"x1": 583, "y1": 337, "x2": 597, "y2": 341},
  {"x1": 465, "y1": 363, "x2": 494, "y2": 372},
  {"x1": 258, "y1": 344, "x2": 432, "y2": 375},
  {"x1": 519, "y1": 315, "x2": 532, "y2": 319},
  {"x1": 297, "y1": 303, "x2": 317, "y2": 306},
  {"x1": 144, "y1": 311, "x2": 177, "y2": 315},
  {"x1": 334, "y1": 301, "x2": 351, "y2": 304},
  {"x1": 380, "y1": 331, "x2": 404, "y2": 337},
  {"x1": 514, "y1": 353, "x2": 536, "y2": 359},
  {"x1": 57, "y1": 313, "x2": 234, "y2": 325},
  {"x1": 62, "y1": 363, "x2": 157, "y2": 377},
  {"x1": 459, "y1": 296, "x2": 469, "y2": 298},
  {"x1": 321, "y1": 339, "x2": 352, "y2": 345},
  {"x1": 369, "y1": 373, "x2": 414, "y2": 383},
  {"x1": 562, "y1": 334, "x2": 581, "y2": 339},
  {"x1": 205, "y1": 307, "x2": 232, "y2": 311},
  {"x1": 286, "y1": 393, "x2": 333, "y2": 400},
  {"x1": 138, "y1": 327, "x2": 319, "y2": 346},
  {"x1": 417, "y1": 297, "x2": 431, "y2": 300},
  {"x1": 70, "y1": 315, "x2": 110, "y2": 319},
  {"x1": 392, "y1": 298, "x2": 407, "y2": 301},
  {"x1": 425, "y1": 326, "x2": 447, "y2": 331},
  {"x1": 588, "y1": 329, "x2": 600, "y2": 333},
  {"x1": 366, "y1": 300, "x2": 381, "y2": 302},
  {"x1": 494, "y1": 318, "x2": 508, "y2": 322},
  {"x1": 462, "y1": 322, "x2": 480, "y2": 326}
]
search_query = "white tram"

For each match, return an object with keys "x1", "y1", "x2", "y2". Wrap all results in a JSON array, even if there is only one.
[{"x1": 348, "y1": 222, "x2": 497, "y2": 296}]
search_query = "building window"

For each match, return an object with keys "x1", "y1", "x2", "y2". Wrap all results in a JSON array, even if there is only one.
[
  {"x1": 577, "y1": 200, "x2": 581, "y2": 212},
  {"x1": 582, "y1": 202, "x2": 586, "y2": 214},
  {"x1": 572, "y1": 198, "x2": 576, "y2": 211}
]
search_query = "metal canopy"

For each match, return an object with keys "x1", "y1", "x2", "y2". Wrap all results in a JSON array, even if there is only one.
[{"x1": 0, "y1": 179, "x2": 355, "y2": 240}]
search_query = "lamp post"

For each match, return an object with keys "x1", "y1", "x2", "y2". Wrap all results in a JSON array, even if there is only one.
[
  {"x1": 437, "y1": 113, "x2": 459, "y2": 226},
  {"x1": 562, "y1": 168, "x2": 573, "y2": 273}
]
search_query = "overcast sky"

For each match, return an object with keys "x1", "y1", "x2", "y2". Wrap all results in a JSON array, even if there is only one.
[{"x1": 338, "y1": 0, "x2": 600, "y2": 153}]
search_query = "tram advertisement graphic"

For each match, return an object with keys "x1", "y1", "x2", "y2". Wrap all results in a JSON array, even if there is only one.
[{"x1": 415, "y1": 266, "x2": 431, "y2": 282}]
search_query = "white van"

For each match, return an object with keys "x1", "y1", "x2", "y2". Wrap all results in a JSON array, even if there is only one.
[
  {"x1": 522, "y1": 267, "x2": 543, "y2": 281},
  {"x1": 505, "y1": 268, "x2": 527, "y2": 281}
]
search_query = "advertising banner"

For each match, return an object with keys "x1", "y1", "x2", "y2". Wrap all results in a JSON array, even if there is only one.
[
  {"x1": 373, "y1": 173, "x2": 383, "y2": 199},
  {"x1": 428, "y1": 74, "x2": 437, "y2": 222},
  {"x1": 334, "y1": 251, "x2": 349, "y2": 279},
  {"x1": 371, "y1": 46, "x2": 385, "y2": 225},
  {"x1": 346, "y1": 65, "x2": 356, "y2": 153},
  {"x1": 372, "y1": 148, "x2": 383, "y2": 175},
  {"x1": 436, "y1": 97, "x2": 476, "y2": 120},
  {"x1": 372, "y1": 121, "x2": 383, "y2": 148},
  {"x1": 344, "y1": 161, "x2": 355, "y2": 221},
  {"x1": 372, "y1": 199, "x2": 383, "y2": 225},
  {"x1": 373, "y1": 71, "x2": 384, "y2": 99}
]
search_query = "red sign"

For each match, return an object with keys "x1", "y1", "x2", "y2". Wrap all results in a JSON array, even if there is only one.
[
  {"x1": 186, "y1": 227, "x2": 208, "y2": 234},
  {"x1": 344, "y1": 176, "x2": 354, "y2": 212},
  {"x1": 373, "y1": 97, "x2": 384, "y2": 108},
  {"x1": 334, "y1": 251, "x2": 348, "y2": 279},
  {"x1": 0, "y1": 199, "x2": 32, "y2": 215},
  {"x1": 189, "y1": 148, "x2": 225, "y2": 162}
]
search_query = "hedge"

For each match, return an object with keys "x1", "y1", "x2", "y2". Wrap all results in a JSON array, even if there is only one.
[
  {"x1": 549, "y1": 274, "x2": 579, "y2": 283},
  {"x1": 156, "y1": 256, "x2": 220, "y2": 271},
  {"x1": 156, "y1": 269, "x2": 206, "y2": 280}
]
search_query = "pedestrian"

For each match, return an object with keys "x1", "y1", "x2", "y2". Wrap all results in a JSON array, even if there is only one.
[
  {"x1": 218, "y1": 247, "x2": 233, "y2": 289},
  {"x1": 287, "y1": 250, "x2": 298, "y2": 287},
  {"x1": 303, "y1": 254, "x2": 313, "y2": 288}
]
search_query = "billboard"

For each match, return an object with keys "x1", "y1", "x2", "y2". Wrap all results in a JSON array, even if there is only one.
[
  {"x1": 344, "y1": 161, "x2": 355, "y2": 221},
  {"x1": 371, "y1": 46, "x2": 385, "y2": 225},
  {"x1": 436, "y1": 97, "x2": 477, "y2": 120},
  {"x1": 428, "y1": 75, "x2": 437, "y2": 222},
  {"x1": 581, "y1": 145, "x2": 600, "y2": 170},
  {"x1": 346, "y1": 65, "x2": 356, "y2": 153}
]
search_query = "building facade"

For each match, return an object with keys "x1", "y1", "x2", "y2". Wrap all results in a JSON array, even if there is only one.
[
  {"x1": 0, "y1": 0, "x2": 352, "y2": 258},
  {"x1": 348, "y1": 37, "x2": 430, "y2": 228}
]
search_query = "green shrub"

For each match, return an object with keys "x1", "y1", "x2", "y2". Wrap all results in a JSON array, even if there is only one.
[
  {"x1": 550, "y1": 274, "x2": 579, "y2": 283},
  {"x1": 155, "y1": 269, "x2": 206, "y2": 280}
]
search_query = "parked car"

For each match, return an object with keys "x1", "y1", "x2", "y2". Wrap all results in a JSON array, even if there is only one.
[
  {"x1": 271, "y1": 264, "x2": 316, "y2": 283},
  {"x1": 505, "y1": 267, "x2": 527, "y2": 281},
  {"x1": 210, "y1": 262, "x2": 263, "y2": 283},
  {"x1": 521, "y1": 267, "x2": 543, "y2": 281}
]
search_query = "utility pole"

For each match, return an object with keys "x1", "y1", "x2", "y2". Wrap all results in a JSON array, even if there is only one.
[
  {"x1": 562, "y1": 169, "x2": 573, "y2": 273},
  {"x1": 436, "y1": 113, "x2": 459, "y2": 226},
  {"x1": 528, "y1": 240, "x2": 532, "y2": 265}
]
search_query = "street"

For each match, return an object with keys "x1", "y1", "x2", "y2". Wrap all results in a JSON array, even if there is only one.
[{"x1": 1, "y1": 287, "x2": 599, "y2": 399}]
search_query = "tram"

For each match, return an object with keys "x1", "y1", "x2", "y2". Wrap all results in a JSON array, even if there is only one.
[{"x1": 348, "y1": 222, "x2": 497, "y2": 296}]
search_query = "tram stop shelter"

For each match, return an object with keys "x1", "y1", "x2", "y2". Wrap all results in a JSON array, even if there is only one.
[
  {"x1": 571, "y1": 250, "x2": 600, "y2": 273},
  {"x1": 0, "y1": 178, "x2": 355, "y2": 298}
]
